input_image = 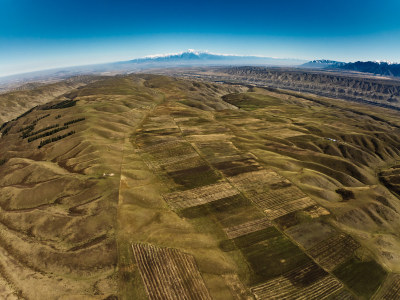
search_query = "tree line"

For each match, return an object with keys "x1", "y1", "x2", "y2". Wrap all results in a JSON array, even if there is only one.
[
  {"x1": 22, "y1": 124, "x2": 59, "y2": 139},
  {"x1": 64, "y1": 117, "x2": 85, "y2": 126},
  {"x1": 38, "y1": 131, "x2": 75, "y2": 149},
  {"x1": 28, "y1": 126, "x2": 69, "y2": 142}
]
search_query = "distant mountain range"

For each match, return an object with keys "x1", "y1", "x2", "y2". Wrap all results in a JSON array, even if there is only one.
[
  {"x1": 339, "y1": 61, "x2": 400, "y2": 77},
  {"x1": 302, "y1": 60, "x2": 400, "y2": 77},
  {"x1": 0, "y1": 50, "x2": 307, "y2": 86},
  {"x1": 116, "y1": 49, "x2": 306, "y2": 68},
  {"x1": 1, "y1": 50, "x2": 400, "y2": 88},
  {"x1": 301, "y1": 60, "x2": 346, "y2": 68}
]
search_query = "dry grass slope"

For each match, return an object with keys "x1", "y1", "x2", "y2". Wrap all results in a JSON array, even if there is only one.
[{"x1": 1, "y1": 73, "x2": 400, "y2": 299}]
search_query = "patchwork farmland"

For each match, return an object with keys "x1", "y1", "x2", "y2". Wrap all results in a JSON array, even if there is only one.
[
  {"x1": 129, "y1": 86, "x2": 379, "y2": 299},
  {"x1": 1, "y1": 74, "x2": 400, "y2": 298}
]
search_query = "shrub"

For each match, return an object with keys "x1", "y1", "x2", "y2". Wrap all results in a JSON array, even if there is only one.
[{"x1": 336, "y1": 188, "x2": 355, "y2": 201}]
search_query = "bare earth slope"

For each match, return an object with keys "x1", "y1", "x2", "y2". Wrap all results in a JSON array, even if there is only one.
[
  {"x1": 1, "y1": 74, "x2": 400, "y2": 299},
  {"x1": 160, "y1": 67, "x2": 400, "y2": 111}
]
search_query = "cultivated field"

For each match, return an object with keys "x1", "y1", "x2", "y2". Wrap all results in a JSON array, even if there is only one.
[
  {"x1": 132, "y1": 243, "x2": 211, "y2": 300},
  {"x1": 163, "y1": 182, "x2": 240, "y2": 210},
  {"x1": 1, "y1": 73, "x2": 400, "y2": 299},
  {"x1": 251, "y1": 262, "x2": 343, "y2": 300},
  {"x1": 308, "y1": 234, "x2": 360, "y2": 271},
  {"x1": 223, "y1": 218, "x2": 272, "y2": 239},
  {"x1": 373, "y1": 274, "x2": 400, "y2": 299}
]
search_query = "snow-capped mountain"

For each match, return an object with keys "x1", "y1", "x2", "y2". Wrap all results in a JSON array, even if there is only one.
[
  {"x1": 338, "y1": 61, "x2": 400, "y2": 77},
  {"x1": 301, "y1": 60, "x2": 346, "y2": 68},
  {"x1": 123, "y1": 49, "x2": 306, "y2": 66},
  {"x1": 0, "y1": 50, "x2": 307, "y2": 85},
  {"x1": 375, "y1": 60, "x2": 397, "y2": 65},
  {"x1": 301, "y1": 59, "x2": 400, "y2": 77}
]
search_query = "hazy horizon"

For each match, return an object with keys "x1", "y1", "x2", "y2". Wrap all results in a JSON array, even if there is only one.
[{"x1": 1, "y1": 0, "x2": 400, "y2": 77}]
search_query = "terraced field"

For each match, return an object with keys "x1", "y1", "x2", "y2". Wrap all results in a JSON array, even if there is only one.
[{"x1": 1, "y1": 74, "x2": 400, "y2": 299}]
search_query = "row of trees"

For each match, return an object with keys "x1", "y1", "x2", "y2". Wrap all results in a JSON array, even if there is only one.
[
  {"x1": 42, "y1": 100, "x2": 76, "y2": 110},
  {"x1": 1, "y1": 105, "x2": 43, "y2": 137},
  {"x1": 64, "y1": 117, "x2": 85, "y2": 126},
  {"x1": 28, "y1": 126, "x2": 69, "y2": 142},
  {"x1": 32, "y1": 113, "x2": 50, "y2": 123},
  {"x1": 17, "y1": 113, "x2": 51, "y2": 137},
  {"x1": 2, "y1": 98, "x2": 78, "y2": 138},
  {"x1": 22, "y1": 124, "x2": 59, "y2": 139},
  {"x1": 18, "y1": 124, "x2": 35, "y2": 133},
  {"x1": 38, "y1": 131, "x2": 75, "y2": 149}
]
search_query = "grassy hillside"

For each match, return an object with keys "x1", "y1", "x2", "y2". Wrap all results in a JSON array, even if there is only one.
[
  {"x1": 1, "y1": 74, "x2": 400, "y2": 299},
  {"x1": 0, "y1": 75, "x2": 103, "y2": 125}
]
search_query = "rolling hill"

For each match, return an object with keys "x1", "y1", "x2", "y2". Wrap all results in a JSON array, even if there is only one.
[{"x1": 1, "y1": 74, "x2": 400, "y2": 299}]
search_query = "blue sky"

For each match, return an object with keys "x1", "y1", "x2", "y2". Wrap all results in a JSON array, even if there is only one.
[{"x1": 1, "y1": 0, "x2": 400, "y2": 76}]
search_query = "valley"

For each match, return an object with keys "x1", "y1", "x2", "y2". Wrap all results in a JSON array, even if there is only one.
[{"x1": 158, "y1": 67, "x2": 400, "y2": 111}]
